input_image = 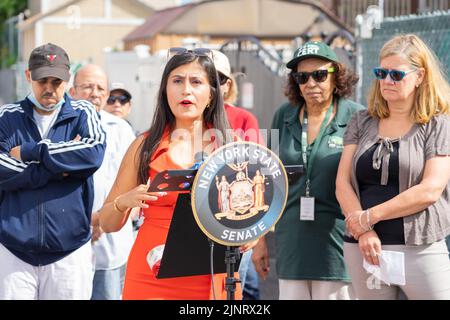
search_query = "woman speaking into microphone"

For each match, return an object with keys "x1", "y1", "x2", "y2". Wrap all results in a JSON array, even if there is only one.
[{"x1": 98, "y1": 48, "x2": 239, "y2": 300}]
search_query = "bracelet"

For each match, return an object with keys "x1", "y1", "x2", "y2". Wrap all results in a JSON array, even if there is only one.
[
  {"x1": 358, "y1": 210, "x2": 374, "y2": 232},
  {"x1": 365, "y1": 209, "x2": 374, "y2": 231},
  {"x1": 113, "y1": 196, "x2": 126, "y2": 213},
  {"x1": 358, "y1": 211, "x2": 365, "y2": 230}
]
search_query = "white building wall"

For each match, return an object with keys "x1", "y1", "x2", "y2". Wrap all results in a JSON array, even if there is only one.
[{"x1": 104, "y1": 50, "x2": 165, "y2": 133}]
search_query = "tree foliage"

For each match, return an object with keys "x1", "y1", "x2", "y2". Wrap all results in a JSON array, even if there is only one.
[
  {"x1": 0, "y1": 0, "x2": 28, "y2": 67},
  {"x1": 0, "y1": 0, "x2": 28, "y2": 22}
]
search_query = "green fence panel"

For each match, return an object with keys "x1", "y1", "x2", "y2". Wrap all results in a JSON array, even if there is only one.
[{"x1": 357, "y1": 11, "x2": 450, "y2": 105}]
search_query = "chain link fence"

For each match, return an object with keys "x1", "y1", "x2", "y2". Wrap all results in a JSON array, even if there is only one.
[{"x1": 356, "y1": 10, "x2": 450, "y2": 105}]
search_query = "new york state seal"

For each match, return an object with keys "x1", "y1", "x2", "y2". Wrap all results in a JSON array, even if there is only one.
[{"x1": 191, "y1": 141, "x2": 288, "y2": 246}]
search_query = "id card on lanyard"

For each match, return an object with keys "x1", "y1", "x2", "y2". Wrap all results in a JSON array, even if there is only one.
[{"x1": 300, "y1": 100, "x2": 333, "y2": 221}]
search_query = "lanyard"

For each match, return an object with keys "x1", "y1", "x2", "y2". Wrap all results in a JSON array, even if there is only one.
[{"x1": 301, "y1": 100, "x2": 334, "y2": 196}]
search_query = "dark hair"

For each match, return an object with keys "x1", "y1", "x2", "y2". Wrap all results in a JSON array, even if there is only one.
[
  {"x1": 284, "y1": 61, "x2": 359, "y2": 107},
  {"x1": 137, "y1": 53, "x2": 230, "y2": 184}
]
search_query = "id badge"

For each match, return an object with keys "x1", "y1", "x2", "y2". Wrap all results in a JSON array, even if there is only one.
[{"x1": 300, "y1": 196, "x2": 315, "y2": 221}]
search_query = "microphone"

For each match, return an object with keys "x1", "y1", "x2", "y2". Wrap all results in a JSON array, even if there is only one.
[
  {"x1": 191, "y1": 152, "x2": 208, "y2": 170},
  {"x1": 194, "y1": 151, "x2": 207, "y2": 163}
]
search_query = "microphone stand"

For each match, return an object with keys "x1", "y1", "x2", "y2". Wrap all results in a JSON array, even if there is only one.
[{"x1": 225, "y1": 246, "x2": 241, "y2": 300}]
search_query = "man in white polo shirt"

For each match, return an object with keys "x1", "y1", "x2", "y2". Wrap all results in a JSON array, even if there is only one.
[{"x1": 70, "y1": 64, "x2": 135, "y2": 300}]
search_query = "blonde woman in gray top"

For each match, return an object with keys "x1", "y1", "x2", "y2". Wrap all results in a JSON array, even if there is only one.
[{"x1": 336, "y1": 34, "x2": 450, "y2": 299}]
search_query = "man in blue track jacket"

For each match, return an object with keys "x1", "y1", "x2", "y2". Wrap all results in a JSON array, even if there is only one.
[{"x1": 0, "y1": 43, "x2": 106, "y2": 300}]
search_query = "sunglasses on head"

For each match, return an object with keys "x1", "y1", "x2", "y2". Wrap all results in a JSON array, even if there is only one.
[
  {"x1": 292, "y1": 67, "x2": 335, "y2": 85},
  {"x1": 218, "y1": 72, "x2": 229, "y2": 86},
  {"x1": 373, "y1": 67, "x2": 416, "y2": 82},
  {"x1": 107, "y1": 95, "x2": 129, "y2": 105},
  {"x1": 167, "y1": 47, "x2": 214, "y2": 61}
]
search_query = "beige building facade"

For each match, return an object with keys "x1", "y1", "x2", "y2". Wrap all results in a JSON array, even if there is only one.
[
  {"x1": 19, "y1": 0, "x2": 154, "y2": 65},
  {"x1": 123, "y1": 0, "x2": 351, "y2": 54}
]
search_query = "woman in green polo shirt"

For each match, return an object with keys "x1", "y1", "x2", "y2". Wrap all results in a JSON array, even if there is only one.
[{"x1": 252, "y1": 41, "x2": 363, "y2": 299}]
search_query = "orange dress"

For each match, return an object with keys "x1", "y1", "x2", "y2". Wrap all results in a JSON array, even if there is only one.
[{"x1": 122, "y1": 129, "x2": 241, "y2": 300}]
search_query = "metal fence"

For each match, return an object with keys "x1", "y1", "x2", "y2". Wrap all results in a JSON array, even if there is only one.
[
  {"x1": 1, "y1": 13, "x2": 25, "y2": 69},
  {"x1": 332, "y1": 0, "x2": 450, "y2": 28},
  {"x1": 221, "y1": 38, "x2": 287, "y2": 132},
  {"x1": 221, "y1": 35, "x2": 358, "y2": 131},
  {"x1": 356, "y1": 10, "x2": 450, "y2": 106}
]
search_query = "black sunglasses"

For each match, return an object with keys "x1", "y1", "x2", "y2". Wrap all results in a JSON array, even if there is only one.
[
  {"x1": 373, "y1": 67, "x2": 416, "y2": 82},
  {"x1": 292, "y1": 67, "x2": 335, "y2": 85},
  {"x1": 107, "y1": 95, "x2": 129, "y2": 105},
  {"x1": 218, "y1": 72, "x2": 229, "y2": 86},
  {"x1": 167, "y1": 47, "x2": 214, "y2": 61}
]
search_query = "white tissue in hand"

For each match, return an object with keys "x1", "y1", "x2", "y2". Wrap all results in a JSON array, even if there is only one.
[{"x1": 363, "y1": 250, "x2": 405, "y2": 286}]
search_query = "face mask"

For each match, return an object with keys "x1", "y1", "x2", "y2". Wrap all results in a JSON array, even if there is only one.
[{"x1": 27, "y1": 91, "x2": 65, "y2": 112}]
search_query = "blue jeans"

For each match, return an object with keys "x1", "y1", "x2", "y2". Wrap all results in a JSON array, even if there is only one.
[
  {"x1": 91, "y1": 264, "x2": 126, "y2": 300},
  {"x1": 238, "y1": 250, "x2": 260, "y2": 300}
]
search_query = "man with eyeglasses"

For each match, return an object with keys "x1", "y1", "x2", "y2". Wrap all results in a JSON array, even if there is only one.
[
  {"x1": 0, "y1": 43, "x2": 106, "y2": 299},
  {"x1": 104, "y1": 83, "x2": 133, "y2": 121},
  {"x1": 70, "y1": 64, "x2": 136, "y2": 300},
  {"x1": 104, "y1": 83, "x2": 142, "y2": 232}
]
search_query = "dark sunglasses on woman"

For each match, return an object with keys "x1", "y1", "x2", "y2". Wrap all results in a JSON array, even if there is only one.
[
  {"x1": 292, "y1": 67, "x2": 335, "y2": 85},
  {"x1": 107, "y1": 95, "x2": 129, "y2": 105},
  {"x1": 373, "y1": 67, "x2": 417, "y2": 82},
  {"x1": 167, "y1": 47, "x2": 214, "y2": 61},
  {"x1": 218, "y1": 72, "x2": 229, "y2": 86}
]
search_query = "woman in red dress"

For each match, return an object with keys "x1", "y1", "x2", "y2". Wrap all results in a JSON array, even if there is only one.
[{"x1": 99, "y1": 49, "x2": 243, "y2": 299}]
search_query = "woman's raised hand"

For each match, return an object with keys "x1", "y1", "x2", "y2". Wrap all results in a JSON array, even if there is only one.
[{"x1": 115, "y1": 184, "x2": 166, "y2": 211}]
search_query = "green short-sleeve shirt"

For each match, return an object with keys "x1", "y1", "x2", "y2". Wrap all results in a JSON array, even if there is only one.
[{"x1": 270, "y1": 98, "x2": 364, "y2": 280}]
